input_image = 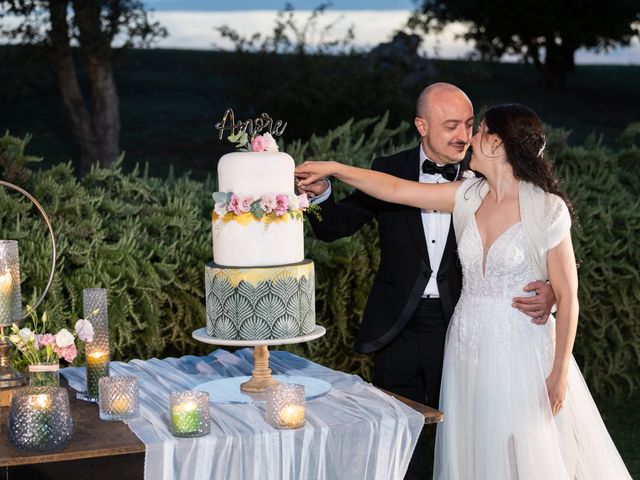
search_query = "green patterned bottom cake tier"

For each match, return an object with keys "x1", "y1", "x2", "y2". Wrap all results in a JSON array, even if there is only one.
[{"x1": 205, "y1": 260, "x2": 315, "y2": 340}]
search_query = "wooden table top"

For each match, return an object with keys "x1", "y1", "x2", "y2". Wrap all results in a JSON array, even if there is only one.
[
  {"x1": 0, "y1": 381, "x2": 442, "y2": 468},
  {"x1": 0, "y1": 383, "x2": 144, "y2": 467}
]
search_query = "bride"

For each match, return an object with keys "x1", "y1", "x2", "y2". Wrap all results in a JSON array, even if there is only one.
[{"x1": 295, "y1": 103, "x2": 631, "y2": 479}]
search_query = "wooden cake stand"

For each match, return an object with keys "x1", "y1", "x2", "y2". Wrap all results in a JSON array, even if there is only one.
[{"x1": 192, "y1": 326, "x2": 326, "y2": 394}]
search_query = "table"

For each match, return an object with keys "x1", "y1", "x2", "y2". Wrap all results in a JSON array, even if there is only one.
[{"x1": 1, "y1": 350, "x2": 443, "y2": 479}]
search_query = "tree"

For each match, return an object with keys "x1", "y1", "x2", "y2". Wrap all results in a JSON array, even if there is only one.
[
  {"x1": 0, "y1": 1, "x2": 166, "y2": 174},
  {"x1": 409, "y1": 0, "x2": 640, "y2": 86}
]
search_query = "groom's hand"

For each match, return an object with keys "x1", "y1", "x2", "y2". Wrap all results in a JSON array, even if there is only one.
[
  {"x1": 295, "y1": 175, "x2": 329, "y2": 198},
  {"x1": 512, "y1": 280, "x2": 556, "y2": 324}
]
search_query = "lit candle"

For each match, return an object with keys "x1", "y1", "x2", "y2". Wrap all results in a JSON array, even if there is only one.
[
  {"x1": 278, "y1": 404, "x2": 305, "y2": 428},
  {"x1": 111, "y1": 395, "x2": 133, "y2": 415},
  {"x1": 171, "y1": 400, "x2": 201, "y2": 435},
  {"x1": 0, "y1": 267, "x2": 14, "y2": 323},
  {"x1": 86, "y1": 351, "x2": 109, "y2": 397},
  {"x1": 28, "y1": 393, "x2": 52, "y2": 448}
]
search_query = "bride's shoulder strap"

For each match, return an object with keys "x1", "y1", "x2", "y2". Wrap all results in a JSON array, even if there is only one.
[{"x1": 453, "y1": 178, "x2": 488, "y2": 240}]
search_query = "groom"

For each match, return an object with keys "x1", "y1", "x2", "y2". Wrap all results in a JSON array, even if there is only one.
[{"x1": 297, "y1": 82, "x2": 554, "y2": 476}]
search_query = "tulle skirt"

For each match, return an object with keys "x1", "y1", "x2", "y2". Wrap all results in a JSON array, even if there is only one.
[{"x1": 434, "y1": 294, "x2": 632, "y2": 480}]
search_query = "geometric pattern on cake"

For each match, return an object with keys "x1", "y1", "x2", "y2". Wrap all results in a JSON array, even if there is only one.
[{"x1": 205, "y1": 260, "x2": 315, "y2": 340}]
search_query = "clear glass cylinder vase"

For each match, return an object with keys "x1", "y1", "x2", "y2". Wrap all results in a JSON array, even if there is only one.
[
  {"x1": 28, "y1": 362, "x2": 60, "y2": 387},
  {"x1": 0, "y1": 240, "x2": 22, "y2": 326},
  {"x1": 83, "y1": 288, "x2": 110, "y2": 398}
]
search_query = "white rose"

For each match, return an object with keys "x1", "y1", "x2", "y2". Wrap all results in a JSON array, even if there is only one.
[
  {"x1": 55, "y1": 328, "x2": 75, "y2": 348},
  {"x1": 262, "y1": 133, "x2": 279, "y2": 152},
  {"x1": 18, "y1": 327, "x2": 35, "y2": 343},
  {"x1": 462, "y1": 170, "x2": 476, "y2": 179},
  {"x1": 288, "y1": 194, "x2": 299, "y2": 210}
]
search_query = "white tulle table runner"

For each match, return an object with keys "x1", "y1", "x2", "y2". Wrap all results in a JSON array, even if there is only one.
[{"x1": 61, "y1": 348, "x2": 423, "y2": 480}]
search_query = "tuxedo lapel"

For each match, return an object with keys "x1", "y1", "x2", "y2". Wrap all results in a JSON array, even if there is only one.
[{"x1": 401, "y1": 146, "x2": 430, "y2": 268}]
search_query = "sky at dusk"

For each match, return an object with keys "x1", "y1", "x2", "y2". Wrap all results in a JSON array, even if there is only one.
[{"x1": 141, "y1": 3, "x2": 640, "y2": 65}]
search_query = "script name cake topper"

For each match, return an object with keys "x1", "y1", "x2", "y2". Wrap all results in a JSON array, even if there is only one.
[{"x1": 215, "y1": 108, "x2": 287, "y2": 141}]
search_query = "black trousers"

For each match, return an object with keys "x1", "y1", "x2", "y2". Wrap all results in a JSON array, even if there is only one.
[{"x1": 372, "y1": 298, "x2": 447, "y2": 480}]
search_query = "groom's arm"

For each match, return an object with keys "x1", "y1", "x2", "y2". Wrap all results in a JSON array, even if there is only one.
[{"x1": 512, "y1": 281, "x2": 556, "y2": 324}]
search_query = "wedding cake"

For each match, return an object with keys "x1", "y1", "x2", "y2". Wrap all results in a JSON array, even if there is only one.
[{"x1": 205, "y1": 124, "x2": 316, "y2": 341}]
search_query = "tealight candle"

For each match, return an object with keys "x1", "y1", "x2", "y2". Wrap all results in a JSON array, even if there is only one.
[
  {"x1": 266, "y1": 383, "x2": 306, "y2": 429},
  {"x1": 170, "y1": 391, "x2": 210, "y2": 438},
  {"x1": 99, "y1": 376, "x2": 139, "y2": 421},
  {"x1": 86, "y1": 351, "x2": 109, "y2": 397},
  {"x1": 278, "y1": 404, "x2": 306, "y2": 428}
]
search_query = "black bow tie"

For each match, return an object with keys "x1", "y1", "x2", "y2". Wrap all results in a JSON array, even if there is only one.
[{"x1": 422, "y1": 160, "x2": 459, "y2": 181}]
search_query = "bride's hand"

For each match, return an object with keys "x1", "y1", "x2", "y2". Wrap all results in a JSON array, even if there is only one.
[
  {"x1": 545, "y1": 370, "x2": 568, "y2": 416},
  {"x1": 295, "y1": 161, "x2": 339, "y2": 187}
]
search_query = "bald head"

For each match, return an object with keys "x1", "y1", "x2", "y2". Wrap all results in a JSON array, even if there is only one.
[
  {"x1": 414, "y1": 82, "x2": 474, "y2": 164},
  {"x1": 416, "y1": 82, "x2": 471, "y2": 120}
]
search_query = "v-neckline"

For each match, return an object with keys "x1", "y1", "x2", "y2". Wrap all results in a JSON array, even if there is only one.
[{"x1": 473, "y1": 215, "x2": 521, "y2": 278}]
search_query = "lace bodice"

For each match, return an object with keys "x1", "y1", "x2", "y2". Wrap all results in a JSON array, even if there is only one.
[{"x1": 457, "y1": 216, "x2": 536, "y2": 300}]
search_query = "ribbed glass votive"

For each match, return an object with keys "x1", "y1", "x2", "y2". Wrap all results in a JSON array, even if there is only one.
[
  {"x1": 0, "y1": 240, "x2": 22, "y2": 327},
  {"x1": 8, "y1": 386, "x2": 73, "y2": 452},
  {"x1": 169, "y1": 391, "x2": 211, "y2": 438},
  {"x1": 99, "y1": 376, "x2": 139, "y2": 421},
  {"x1": 266, "y1": 383, "x2": 306, "y2": 429},
  {"x1": 83, "y1": 288, "x2": 110, "y2": 399}
]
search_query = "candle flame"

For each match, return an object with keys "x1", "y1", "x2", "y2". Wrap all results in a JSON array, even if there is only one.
[{"x1": 30, "y1": 394, "x2": 52, "y2": 410}]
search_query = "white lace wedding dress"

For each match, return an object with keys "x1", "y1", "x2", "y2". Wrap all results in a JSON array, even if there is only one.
[{"x1": 433, "y1": 216, "x2": 632, "y2": 479}]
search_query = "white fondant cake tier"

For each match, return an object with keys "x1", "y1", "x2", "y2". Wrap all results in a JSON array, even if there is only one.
[
  {"x1": 218, "y1": 151, "x2": 295, "y2": 197},
  {"x1": 213, "y1": 151, "x2": 304, "y2": 267},
  {"x1": 205, "y1": 260, "x2": 315, "y2": 341},
  {"x1": 212, "y1": 217, "x2": 303, "y2": 267}
]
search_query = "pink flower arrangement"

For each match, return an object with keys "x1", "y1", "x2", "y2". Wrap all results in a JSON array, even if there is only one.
[
  {"x1": 8, "y1": 308, "x2": 94, "y2": 366},
  {"x1": 250, "y1": 133, "x2": 279, "y2": 152}
]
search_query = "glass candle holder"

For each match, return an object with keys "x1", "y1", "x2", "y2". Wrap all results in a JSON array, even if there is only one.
[
  {"x1": 99, "y1": 376, "x2": 139, "y2": 421},
  {"x1": 8, "y1": 386, "x2": 73, "y2": 452},
  {"x1": 0, "y1": 240, "x2": 22, "y2": 326},
  {"x1": 266, "y1": 383, "x2": 306, "y2": 429},
  {"x1": 83, "y1": 288, "x2": 110, "y2": 398},
  {"x1": 169, "y1": 391, "x2": 210, "y2": 438}
]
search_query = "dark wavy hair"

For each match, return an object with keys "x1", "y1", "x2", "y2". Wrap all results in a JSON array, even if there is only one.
[{"x1": 482, "y1": 103, "x2": 573, "y2": 218}]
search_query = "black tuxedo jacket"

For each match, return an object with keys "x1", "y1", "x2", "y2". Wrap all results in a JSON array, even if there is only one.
[{"x1": 308, "y1": 145, "x2": 465, "y2": 354}]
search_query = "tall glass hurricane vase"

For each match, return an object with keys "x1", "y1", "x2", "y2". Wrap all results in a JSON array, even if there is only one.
[
  {"x1": 0, "y1": 240, "x2": 22, "y2": 326},
  {"x1": 82, "y1": 288, "x2": 110, "y2": 400}
]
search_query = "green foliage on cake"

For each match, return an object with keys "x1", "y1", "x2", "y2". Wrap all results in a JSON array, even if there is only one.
[{"x1": 0, "y1": 117, "x2": 639, "y2": 397}]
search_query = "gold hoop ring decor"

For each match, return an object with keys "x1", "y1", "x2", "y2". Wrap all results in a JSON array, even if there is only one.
[{"x1": 0, "y1": 180, "x2": 57, "y2": 319}]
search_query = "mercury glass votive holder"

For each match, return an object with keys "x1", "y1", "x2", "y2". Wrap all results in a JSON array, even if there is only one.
[
  {"x1": 266, "y1": 383, "x2": 306, "y2": 429},
  {"x1": 169, "y1": 391, "x2": 210, "y2": 438},
  {"x1": 99, "y1": 376, "x2": 140, "y2": 421},
  {"x1": 83, "y1": 288, "x2": 110, "y2": 398},
  {"x1": 8, "y1": 386, "x2": 73, "y2": 452},
  {"x1": 0, "y1": 240, "x2": 22, "y2": 326}
]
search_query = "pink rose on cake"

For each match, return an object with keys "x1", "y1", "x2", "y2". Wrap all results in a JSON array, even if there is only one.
[
  {"x1": 228, "y1": 194, "x2": 243, "y2": 215},
  {"x1": 251, "y1": 135, "x2": 267, "y2": 152},
  {"x1": 260, "y1": 194, "x2": 277, "y2": 213},
  {"x1": 240, "y1": 196, "x2": 254, "y2": 213},
  {"x1": 250, "y1": 133, "x2": 279, "y2": 152},
  {"x1": 275, "y1": 194, "x2": 289, "y2": 216}
]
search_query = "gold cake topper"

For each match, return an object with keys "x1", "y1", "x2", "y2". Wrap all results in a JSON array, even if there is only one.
[{"x1": 215, "y1": 108, "x2": 287, "y2": 141}]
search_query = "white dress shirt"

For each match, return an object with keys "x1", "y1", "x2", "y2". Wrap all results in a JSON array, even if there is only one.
[{"x1": 309, "y1": 146, "x2": 459, "y2": 298}]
